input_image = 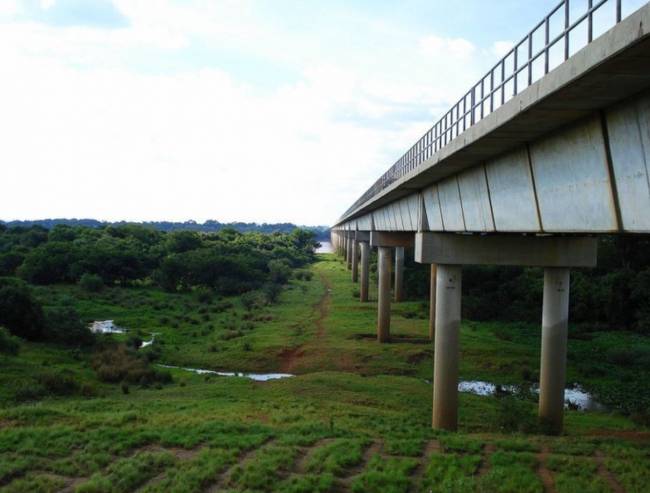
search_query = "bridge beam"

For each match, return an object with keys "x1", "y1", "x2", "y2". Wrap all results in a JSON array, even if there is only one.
[
  {"x1": 394, "y1": 246, "x2": 405, "y2": 302},
  {"x1": 415, "y1": 232, "x2": 597, "y2": 433}
]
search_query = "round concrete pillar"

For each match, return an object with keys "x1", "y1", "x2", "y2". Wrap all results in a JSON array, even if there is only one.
[
  {"x1": 351, "y1": 240, "x2": 359, "y2": 282},
  {"x1": 377, "y1": 246, "x2": 392, "y2": 342},
  {"x1": 346, "y1": 237, "x2": 352, "y2": 270},
  {"x1": 360, "y1": 242, "x2": 370, "y2": 302},
  {"x1": 394, "y1": 246, "x2": 405, "y2": 302},
  {"x1": 429, "y1": 264, "x2": 437, "y2": 341},
  {"x1": 432, "y1": 264, "x2": 462, "y2": 431},
  {"x1": 539, "y1": 267, "x2": 570, "y2": 434}
]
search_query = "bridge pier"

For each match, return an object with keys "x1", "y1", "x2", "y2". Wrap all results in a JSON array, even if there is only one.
[
  {"x1": 539, "y1": 267, "x2": 570, "y2": 434},
  {"x1": 371, "y1": 232, "x2": 414, "y2": 343},
  {"x1": 429, "y1": 264, "x2": 437, "y2": 341},
  {"x1": 351, "y1": 239, "x2": 359, "y2": 282},
  {"x1": 357, "y1": 232, "x2": 371, "y2": 302},
  {"x1": 432, "y1": 263, "x2": 462, "y2": 430},
  {"x1": 346, "y1": 235, "x2": 352, "y2": 270},
  {"x1": 394, "y1": 246, "x2": 405, "y2": 302},
  {"x1": 377, "y1": 246, "x2": 392, "y2": 342},
  {"x1": 416, "y1": 232, "x2": 597, "y2": 433}
]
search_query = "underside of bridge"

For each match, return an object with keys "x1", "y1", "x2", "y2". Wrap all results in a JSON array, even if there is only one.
[{"x1": 331, "y1": 1, "x2": 650, "y2": 434}]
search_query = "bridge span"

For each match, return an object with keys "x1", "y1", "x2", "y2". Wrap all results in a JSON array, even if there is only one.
[{"x1": 331, "y1": 0, "x2": 650, "y2": 434}]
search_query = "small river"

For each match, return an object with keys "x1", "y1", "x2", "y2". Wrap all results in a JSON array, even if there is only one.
[{"x1": 316, "y1": 241, "x2": 333, "y2": 253}]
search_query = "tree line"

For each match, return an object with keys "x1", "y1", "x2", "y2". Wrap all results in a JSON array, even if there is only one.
[{"x1": 0, "y1": 224, "x2": 319, "y2": 343}]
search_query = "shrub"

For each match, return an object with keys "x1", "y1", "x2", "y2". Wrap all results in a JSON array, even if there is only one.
[
  {"x1": 0, "y1": 326, "x2": 20, "y2": 355},
  {"x1": 78, "y1": 273, "x2": 104, "y2": 292},
  {"x1": 43, "y1": 302, "x2": 95, "y2": 346},
  {"x1": 37, "y1": 370, "x2": 80, "y2": 396},
  {"x1": 268, "y1": 259, "x2": 291, "y2": 284},
  {"x1": 194, "y1": 286, "x2": 214, "y2": 304},
  {"x1": 496, "y1": 396, "x2": 538, "y2": 433},
  {"x1": 91, "y1": 344, "x2": 172, "y2": 386},
  {"x1": 0, "y1": 277, "x2": 44, "y2": 340},
  {"x1": 263, "y1": 283, "x2": 282, "y2": 304}
]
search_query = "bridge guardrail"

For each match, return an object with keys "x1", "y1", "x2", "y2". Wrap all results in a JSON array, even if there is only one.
[{"x1": 341, "y1": 0, "x2": 636, "y2": 221}]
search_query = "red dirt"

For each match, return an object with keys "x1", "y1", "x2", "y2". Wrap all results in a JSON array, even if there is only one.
[
  {"x1": 595, "y1": 450, "x2": 625, "y2": 493},
  {"x1": 537, "y1": 447, "x2": 557, "y2": 493}
]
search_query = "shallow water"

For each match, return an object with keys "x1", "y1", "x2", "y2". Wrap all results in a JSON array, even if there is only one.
[
  {"x1": 316, "y1": 241, "x2": 333, "y2": 253},
  {"x1": 158, "y1": 364, "x2": 294, "y2": 382},
  {"x1": 458, "y1": 380, "x2": 605, "y2": 411},
  {"x1": 88, "y1": 320, "x2": 125, "y2": 334}
]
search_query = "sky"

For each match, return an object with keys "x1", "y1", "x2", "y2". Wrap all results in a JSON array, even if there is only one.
[{"x1": 0, "y1": 0, "x2": 630, "y2": 225}]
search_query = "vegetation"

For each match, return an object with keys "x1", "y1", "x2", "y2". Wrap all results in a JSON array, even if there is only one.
[{"x1": 0, "y1": 241, "x2": 648, "y2": 491}]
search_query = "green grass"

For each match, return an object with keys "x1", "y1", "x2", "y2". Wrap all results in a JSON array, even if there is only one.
[{"x1": 0, "y1": 254, "x2": 649, "y2": 492}]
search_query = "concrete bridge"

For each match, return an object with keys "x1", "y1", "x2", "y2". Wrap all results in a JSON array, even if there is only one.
[{"x1": 331, "y1": 0, "x2": 650, "y2": 434}]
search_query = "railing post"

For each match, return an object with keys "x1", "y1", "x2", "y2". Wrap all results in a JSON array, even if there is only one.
[
  {"x1": 616, "y1": 0, "x2": 622, "y2": 22},
  {"x1": 588, "y1": 0, "x2": 594, "y2": 42},
  {"x1": 545, "y1": 16, "x2": 550, "y2": 74},
  {"x1": 564, "y1": 0, "x2": 570, "y2": 61},
  {"x1": 528, "y1": 32, "x2": 533, "y2": 87}
]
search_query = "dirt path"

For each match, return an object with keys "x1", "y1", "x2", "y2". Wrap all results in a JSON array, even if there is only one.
[
  {"x1": 336, "y1": 440, "x2": 383, "y2": 492},
  {"x1": 537, "y1": 447, "x2": 557, "y2": 493},
  {"x1": 206, "y1": 439, "x2": 275, "y2": 493},
  {"x1": 595, "y1": 451, "x2": 625, "y2": 493},
  {"x1": 476, "y1": 443, "x2": 496, "y2": 478},
  {"x1": 409, "y1": 439, "x2": 441, "y2": 492},
  {"x1": 280, "y1": 270, "x2": 332, "y2": 372}
]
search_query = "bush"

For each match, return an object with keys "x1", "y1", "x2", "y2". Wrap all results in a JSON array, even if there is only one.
[
  {"x1": 268, "y1": 259, "x2": 291, "y2": 284},
  {"x1": 0, "y1": 277, "x2": 44, "y2": 340},
  {"x1": 241, "y1": 291, "x2": 265, "y2": 311},
  {"x1": 79, "y1": 273, "x2": 104, "y2": 292},
  {"x1": 194, "y1": 286, "x2": 214, "y2": 304},
  {"x1": 37, "y1": 370, "x2": 81, "y2": 396},
  {"x1": 43, "y1": 302, "x2": 95, "y2": 346},
  {"x1": 92, "y1": 344, "x2": 172, "y2": 386},
  {"x1": 495, "y1": 396, "x2": 538, "y2": 433},
  {"x1": 263, "y1": 283, "x2": 282, "y2": 304},
  {"x1": 0, "y1": 326, "x2": 20, "y2": 355}
]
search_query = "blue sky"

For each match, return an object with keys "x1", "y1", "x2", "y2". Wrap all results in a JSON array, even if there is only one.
[{"x1": 0, "y1": 0, "x2": 643, "y2": 224}]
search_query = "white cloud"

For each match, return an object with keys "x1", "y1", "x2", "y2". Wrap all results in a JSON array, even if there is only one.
[
  {"x1": 492, "y1": 40, "x2": 515, "y2": 57},
  {"x1": 419, "y1": 35, "x2": 476, "y2": 58},
  {"x1": 0, "y1": 1, "x2": 504, "y2": 225}
]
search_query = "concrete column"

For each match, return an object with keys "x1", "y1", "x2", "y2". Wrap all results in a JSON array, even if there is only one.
[
  {"x1": 429, "y1": 264, "x2": 437, "y2": 341},
  {"x1": 539, "y1": 267, "x2": 570, "y2": 434},
  {"x1": 377, "y1": 246, "x2": 392, "y2": 342},
  {"x1": 432, "y1": 264, "x2": 462, "y2": 431},
  {"x1": 351, "y1": 240, "x2": 359, "y2": 282},
  {"x1": 346, "y1": 237, "x2": 352, "y2": 269},
  {"x1": 394, "y1": 246, "x2": 405, "y2": 302},
  {"x1": 360, "y1": 241, "x2": 370, "y2": 302}
]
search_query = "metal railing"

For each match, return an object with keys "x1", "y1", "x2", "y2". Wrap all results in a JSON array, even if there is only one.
[{"x1": 341, "y1": 0, "x2": 630, "y2": 220}]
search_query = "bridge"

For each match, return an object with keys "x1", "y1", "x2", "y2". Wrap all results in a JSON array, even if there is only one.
[{"x1": 331, "y1": 0, "x2": 650, "y2": 434}]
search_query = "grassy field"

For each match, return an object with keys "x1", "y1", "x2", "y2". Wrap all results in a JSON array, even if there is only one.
[{"x1": 1, "y1": 254, "x2": 649, "y2": 492}]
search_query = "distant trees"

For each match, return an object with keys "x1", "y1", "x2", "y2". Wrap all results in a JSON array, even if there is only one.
[{"x1": 0, "y1": 224, "x2": 320, "y2": 343}]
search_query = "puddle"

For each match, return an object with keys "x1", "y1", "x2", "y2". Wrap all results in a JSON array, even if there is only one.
[
  {"x1": 158, "y1": 364, "x2": 294, "y2": 382},
  {"x1": 140, "y1": 333, "x2": 160, "y2": 348},
  {"x1": 88, "y1": 320, "x2": 125, "y2": 334},
  {"x1": 457, "y1": 380, "x2": 605, "y2": 411}
]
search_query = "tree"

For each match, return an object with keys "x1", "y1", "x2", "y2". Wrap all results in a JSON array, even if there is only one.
[{"x1": 0, "y1": 277, "x2": 44, "y2": 340}]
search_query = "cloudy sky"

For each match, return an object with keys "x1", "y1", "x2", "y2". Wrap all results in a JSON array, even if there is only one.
[{"x1": 0, "y1": 0, "x2": 636, "y2": 225}]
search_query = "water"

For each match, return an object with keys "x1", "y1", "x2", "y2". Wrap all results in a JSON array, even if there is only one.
[
  {"x1": 140, "y1": 333, "x2": 159, "y2": 348},
  {"x1": 158, "y1": 364, "x2": 294, "y2": 382},
  {"x1": 458, "y1": 380, "x2": 605, "y2": 411},
  {"x1": 88, "y1": 320, "x2": 125, "y2": 334},
  {"x1": 316, "y1": 241, "x2": 333, "y2": 253}
]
